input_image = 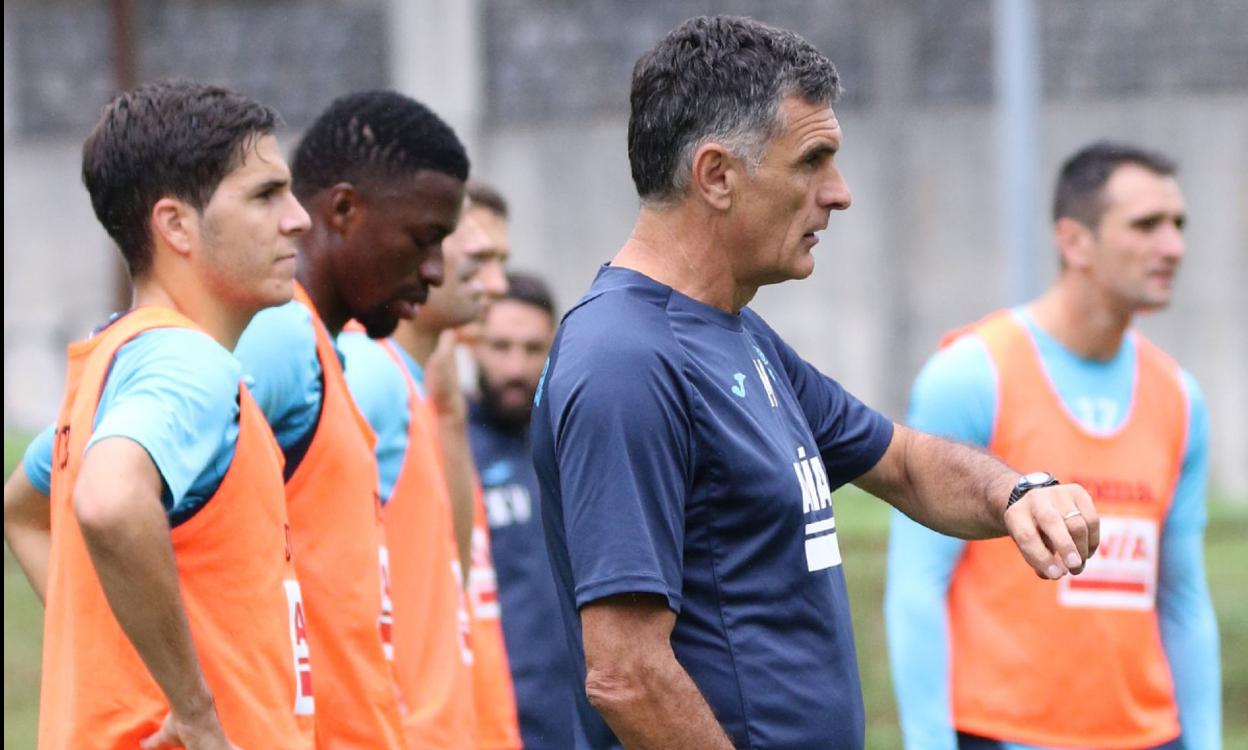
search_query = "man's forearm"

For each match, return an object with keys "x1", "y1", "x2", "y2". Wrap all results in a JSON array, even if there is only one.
[
  {"x1": 858, "y1": 424, "x2": 1097, "y2": 579},
  {"x1": 437, "y1": 412, "x2": 477, "y2": 583},
  {"x1": 583, "y1": 597, "x2": 734, "y2": 750},
  {"x1": 858, "y1": 425, "x2": 1016, "y2": 539},
  {"x1": 587, "y1": 649, "x2": 733, "y2": 749},
  {"x1": 3, "y1": 465, "x2": 52, "y2": 603},
  {"x1": 75, "y1": 440, "x2": 223, "y2": 735},
  {"x1": 1158, "y1": 529, "x2": 1222, "y2": 750}
]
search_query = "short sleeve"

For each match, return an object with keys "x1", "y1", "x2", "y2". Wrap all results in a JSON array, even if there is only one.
[
  {"x1": 234, "y1": 301, "x2": 323, "y2": 454},
  {"x1": 89, "y1": 329, "x2": 242, "y2": 511},
  {"x1": 745, "y1": 312, "x2": 892, "y2": 487},
  {"x1": 546, "y1": 321, "x2": 692, "y2": 612},
  {"x1": 907, "y1": 334, "x2": 997, "y2": 447},
  {"x1": 337, "y1": 331, "x2": 412, "y2": 503},
  {"x1": 21, "y1": 423, "x2": 56, "y2": 495}
]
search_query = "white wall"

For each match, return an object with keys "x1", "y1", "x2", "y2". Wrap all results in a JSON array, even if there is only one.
[{"x1": 6, "y1": 0, "x2": 1246, "y2": 495}]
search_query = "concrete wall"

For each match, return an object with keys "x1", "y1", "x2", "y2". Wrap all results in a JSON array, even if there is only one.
[
  {"x1": 469, "y1": 95, "x2": 1248, "y2": 496},
  {"x1": 5, "y1": 0, "x2": 1246, "y2": 494},
  {"x1": 467, "y1": 0, "x2": 1248, "y2": 495}
]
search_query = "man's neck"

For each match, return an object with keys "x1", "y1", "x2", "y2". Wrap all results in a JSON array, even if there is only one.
[
  {"x1": 132, "y1": 278, "x2": 251, "y2": 350},
  {"x1": 391, "y1": 319, "x2": 441, "y2": 366},
  {"x1": 1027, "y1": 277, "x2": 1133, "y2": 361},
  {"x1": 295, "y1": 235, "x2": 348, "y2": 336},
  {"x1": 612, "y1": 207, "x2": 757, "y2": 313}
]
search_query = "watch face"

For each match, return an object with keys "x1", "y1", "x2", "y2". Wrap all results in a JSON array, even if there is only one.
[{"x1": 1022, "y1": 471, "x2": 1053, "y2": 486}]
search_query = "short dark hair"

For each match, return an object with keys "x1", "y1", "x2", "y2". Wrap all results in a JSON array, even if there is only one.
[
  {"x1": 1053, "y1": 142, "x2": 1177, "y2": 230},
  {"x1": 81, "y1": 79, "x2": 280, "y2": 277},
  {"x1": 628, "y1": 15, "x2": 840, "y2": 204},
  {"x1": 466, "y1": 180, "x2": 508, "y2": 219},
  {"x1": 291, "y1": 90, "x2": 469, "y2": 203},
  {"x1": 499, "y1": 271, "x2": 556, "y2": 320}
]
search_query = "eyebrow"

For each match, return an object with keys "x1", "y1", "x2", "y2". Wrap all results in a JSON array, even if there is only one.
[
  {"x1": 799, "y1": 143, "x2": 838, "y2": 162},
  {"x1": 1131, "y1": 211, "x2": 1186, "y2": 228},
  {"x1": 251, "y1": 177, "x2": 289, "y2": 196}
]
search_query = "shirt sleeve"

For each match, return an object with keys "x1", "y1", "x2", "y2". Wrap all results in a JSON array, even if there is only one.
[
  {"x1": 21, "y1": 423, "x2": 56, "y2": 495},
  {"x1": 546, "y1": 319, "x2": 692, "y2": 613},
  {"x1": 1157, "y1": 371, "x2": 1221, "y2": 750},
  {"x1": 234, "y1": 301, "x2": 323, "y2": 458},
  {"x1": 337, "y1": 331, "x2": 412, "y2": 503},
  {"x1": 746, "y1": 312, "x2": 893, "y2": 487},
  {"x1": 885, "y1": 335, "x2": 995, "y2": 750},
  {"x1": 88, "y1": 329, "x2": 242, "y2": 515}
]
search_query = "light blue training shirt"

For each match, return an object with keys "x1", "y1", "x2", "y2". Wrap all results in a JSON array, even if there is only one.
[
  {"x1": 885, "y1": 308, "x2": 1221, "y2": 750},
  {"x1": 26, "y1": 300, "x2": 327, "y2": 520},
  {"x1": 24, "y1": 325, "x2": 242, "y2": 526},
  {"x1": 336, "y1": 331, "x2": 414, "y2": 503},
  {"x1": 232, "y1": 299, "x2": 324, "y2": 472}
]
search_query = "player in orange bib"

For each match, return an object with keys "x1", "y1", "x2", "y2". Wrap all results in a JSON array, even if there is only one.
[
  {"x1": 234, "y1": 91, "x2": 470, "y2": 749},
  {"x1": 886, "y1": 143, "x2": 1221, "y2": 749},
  {"x1": 339, "y1": 183, "x2": 521, "y2": 749},
  {"x1": 427, "y1": 185, "x2": 523, "y2": 750},
  {"x1": 3, "y1": 81, "x2": 315, "y2": 749}
]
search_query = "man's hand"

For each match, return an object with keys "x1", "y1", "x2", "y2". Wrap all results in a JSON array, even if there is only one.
[
  {"x1": 424, "y1": 329, "x2": 467, "y2": 422},
  {"x1": 140, "y1": 710, "x2": 239, "y2": 750},
  {"x1": 1002, "y1": 483, "x2": 1099, "y2": 579}
]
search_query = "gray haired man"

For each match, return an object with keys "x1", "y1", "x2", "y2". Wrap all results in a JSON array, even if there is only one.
[{"x1": 531, "y1": 16, "x2": 1101, "y2": 750}]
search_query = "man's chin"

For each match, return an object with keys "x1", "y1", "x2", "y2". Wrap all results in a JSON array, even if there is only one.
[
  {"x1": 358, "y1": 308, "x2": 400, "y2": 339},
  {"x1": 1134, "y1": 290, "x2": 1174, "y2": 313},
  {"x1": 482, "y1": 395, "x2": 533, "y2": 430}
]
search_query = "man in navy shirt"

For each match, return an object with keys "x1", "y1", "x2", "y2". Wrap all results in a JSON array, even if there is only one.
[
  {"x1": 531, "y1": 16, "x2": 1102, "y2": 750},
  {"x1": 468, "y1": 272, "x2": 576, "y2": 749}
]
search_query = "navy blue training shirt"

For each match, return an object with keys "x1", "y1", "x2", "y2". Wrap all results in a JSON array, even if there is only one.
[
  {"x1": 468, "y1": 399, "x2": 577, "y2": 750},
  {"x1": 531, "y1": 266, "x2": 894, "y2": 749}
]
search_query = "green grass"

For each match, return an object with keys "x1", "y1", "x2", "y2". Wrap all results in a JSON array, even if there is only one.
[
  {"x1": 5, "y1": 430, "x2": 40, "y2": 749},
  {"x1": 3, "y1": 432, "x2": 1245, "y2": 747}
]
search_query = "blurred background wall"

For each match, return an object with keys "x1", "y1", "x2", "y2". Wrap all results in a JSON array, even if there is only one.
[{"x1": 4, "y1": 0, "x2": 1246, "y2": 496}]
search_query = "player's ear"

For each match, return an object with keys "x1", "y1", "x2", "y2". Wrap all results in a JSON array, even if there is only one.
[
  {"x1": 150, "y1": 197, "x2": 196, "y2": 258},
  {"x1": 690, "y1": 142, "x2": 736, "y2": 211},
  {"x1": 1055, "y1": 216, "x2": 1095, "y2": 270},
  {"x1": 325, "y1": 183, "x2": 361, "y2": 236}
]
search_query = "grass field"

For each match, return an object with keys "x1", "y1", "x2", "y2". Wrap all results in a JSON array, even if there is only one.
[{"x1": 3, "y1": 431, "x2": 1245, "y2": 748}]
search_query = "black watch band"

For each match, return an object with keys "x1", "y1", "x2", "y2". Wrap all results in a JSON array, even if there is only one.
[{"x1": 1005, "y1": 471, "x2": 1060, "y2": 511}]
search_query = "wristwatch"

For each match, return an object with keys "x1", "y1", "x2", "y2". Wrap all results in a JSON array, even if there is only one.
[{"x1": 1005, "y1": 471, "x2": 1060, "y2": 511}]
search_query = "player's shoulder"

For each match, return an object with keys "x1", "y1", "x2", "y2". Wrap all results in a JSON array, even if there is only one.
[
  {"x1": 235, "y1": 300, "x2": 319, "y2": 381},
  {"x1": 237, "y1": 300, "x2": 316, "y2": 359},
  {"x1": 1175, "y1": 366, "x2": 1208, "y2": 438},
  {"x1": 558, "y1": 275, "x2": 684, "y2": 367},
  {"x1": 915, "y1": 331, "x2": 995, "y2": 390},
  {"x1": 907, "y1": 326, "x2": 998, "y2": 440},
  {"x1": 1131, "y1": 330, "x2": 1202, "y2": 405},
  {"x1": 112, "y1": 327, "x2": 242, "y2": 395},
  {"x1": 543, "y1": 281, "x2": 690, "y2": 419},
  {"x1": 337, "y1": 332, "x2": 408, "y2": 396},
  {"x1": 337, "y1": 329, "x2": 399, "y2": 375},
  {"x1": 564, "y1": 269, "x2": 673, "y2": 325},
  {"x1": 1177, "y1": 367, "x2": 1204, "y2": 404}
]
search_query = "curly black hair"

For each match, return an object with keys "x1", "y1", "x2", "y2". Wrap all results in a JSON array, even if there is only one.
[{"x1": 291, "y1": 90, "x2": 469, "y2": 202}]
